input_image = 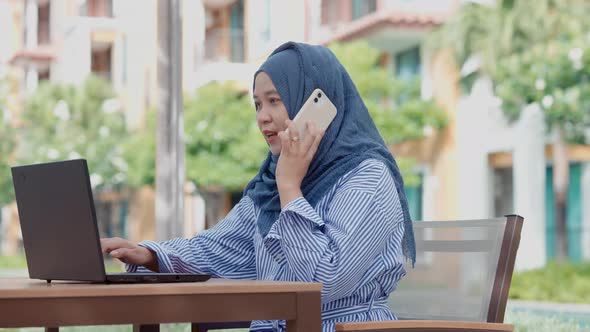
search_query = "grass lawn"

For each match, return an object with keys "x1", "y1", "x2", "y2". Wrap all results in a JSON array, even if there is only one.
[
  {"x1": 510, "y1": 261, "x2": 590, "y2": 303},
  {"x1": 0, "y1": 254, "x2": 125, "y2": 273},
  {"x1": 0, "y1": 254, "x2": 27, "y2": 269}
]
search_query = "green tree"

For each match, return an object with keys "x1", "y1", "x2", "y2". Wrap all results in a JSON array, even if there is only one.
[
  {"x1": 183, "y1": 43, "x2": 447, "y2": 192},
  {"x1": 17, "y1": 76, "x2": 128, "y2": 190},
  {"x1": 0, "y1": 80, "x2": 16, "y2": 205},
  {"x1": 434, "y1": 0, "x2": 590, "y2": 259},
  {"x1": 329, "y1": 41, "x2": 447, "y2": 186},
  {"x1": 122, "y1": 109, "x2": 157, "y2": 188},
  {"x1": 184, "y1": 82, "x2": 267, "y2": 191}
]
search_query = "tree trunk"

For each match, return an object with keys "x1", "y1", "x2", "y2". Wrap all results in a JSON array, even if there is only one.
[
  {"x1": 155, "y1": 0, "x2": 185, "y2": 241},
  {"x1": 553, "y1": 126, "x2": 569, "y2": 260}
]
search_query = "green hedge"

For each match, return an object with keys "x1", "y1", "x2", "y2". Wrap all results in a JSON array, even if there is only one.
[{"x1": 510, "y1": 261, "x2": 590, "y2": 303}]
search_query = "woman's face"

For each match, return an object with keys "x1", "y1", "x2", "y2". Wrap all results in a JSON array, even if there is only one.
[{"x1": 253, "y1": 72, "x2": 290, "y2": 155}]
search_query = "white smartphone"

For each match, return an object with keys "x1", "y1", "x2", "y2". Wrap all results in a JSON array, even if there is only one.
[{"x1": 288, "y1": 88, "x2": 337, "y2": 139}]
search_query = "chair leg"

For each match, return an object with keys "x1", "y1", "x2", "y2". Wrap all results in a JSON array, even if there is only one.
[
  {"x1": 45, "y1": 328, "x2": 59, "y2": 332},
  {"x1": 133, "y1": 324, "x2": 160, "y2": 332},
  {"x1": 191, "y1": 321, "x2": 251, "y2": 331}
]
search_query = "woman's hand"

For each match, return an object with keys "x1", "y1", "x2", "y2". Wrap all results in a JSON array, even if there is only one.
[
  {"x1": 276, "y1": 119, "x2": 324, "y2": 208},
  {"x1": 100, "y1": 237, "x2": 159, "y2": 272}
]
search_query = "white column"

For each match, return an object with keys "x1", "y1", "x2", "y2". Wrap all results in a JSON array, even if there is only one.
[
  {"x1": 420, "y1": 43, "x2": 433, "y2": 100},
  {"x1": 25, "y1": 66, "x2": 38, "y2": 93},
  {"x1": 0, "y1": 206, "x2": 7, "y2": 255},
  {"x1": 456, "y1": 78, "x2": 494, "y2": 220},
  {"x1": 582, "y1": 163, "x2": 590, "y2": 260},
  {"x1": 421, "y1": 166, "x2": 436, "y2": 221},
  {"x1": 513, "y1": 104, "x2": 546, "y2": 270},
  {"x1": 25, "y1": 0, "x2": 38, "y2": 49}
]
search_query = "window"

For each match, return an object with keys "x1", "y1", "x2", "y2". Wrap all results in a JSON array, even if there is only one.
[
  {"x1": 406, "y1": 173, "x2": 423, "y2": 221},
  {"x1": 261, "y1": 0, "x2": 271, "y2": 42},
  {"x1": 91, "y1": 45, "x2": 112, "y2": 81},
  {"x1": 81, "y1": 0, "x2": 113, "y2": 17},
  {"x1": 545, "y1": 163, "x2": 583, "y2": 261},
  {"x1": 38, "y1": 69, "x2": 50, "y2": 82},
  {"x1": 37, "y1": 2, "x2": 51, "y2": 45},
  {"x1": 493, "y1": 167, "x2": 513, "y2": 218},
  {"x1": 229, "y1": 0, "x2": 245, "y2": 62},
  {"x1": 351, "y1": 0, "x2": 376, "y2": 20},
  {"x1": 395, "y1": 46, "x2": 421, "y2": 80}
]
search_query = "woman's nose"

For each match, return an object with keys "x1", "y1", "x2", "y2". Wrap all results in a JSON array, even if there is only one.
[{"x1": 257, "y1": 106, "x2": 272, "y2": 123}]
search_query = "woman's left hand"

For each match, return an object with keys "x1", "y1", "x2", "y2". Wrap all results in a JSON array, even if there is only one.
[{"x1": 276, "y1": 119, "x2": 324, "y2": 208}]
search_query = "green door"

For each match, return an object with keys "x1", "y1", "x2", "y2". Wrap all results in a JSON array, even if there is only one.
[
  {"x1": 545, "y1": 163, "x2": 583, "y2": 261},
  {"x1": 405, "y1": 174, "x2": 423, "y2": 221},
  {"x1": 229, "y1": 0, "x2": 244, "y2": 62}
]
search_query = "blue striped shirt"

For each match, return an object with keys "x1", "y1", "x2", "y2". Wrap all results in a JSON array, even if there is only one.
[{"x1": 128, "y1": 158, "x2": 407, "y2": 331}]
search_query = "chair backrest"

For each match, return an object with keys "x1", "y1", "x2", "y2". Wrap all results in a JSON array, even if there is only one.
[{"x1": 389, "y1": 215, "x2": 524, "y2": 323}]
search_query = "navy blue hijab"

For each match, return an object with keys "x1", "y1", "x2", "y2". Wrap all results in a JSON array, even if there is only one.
[{"x1": 243, "y1": 42, "x2": 416, "y2": 265}]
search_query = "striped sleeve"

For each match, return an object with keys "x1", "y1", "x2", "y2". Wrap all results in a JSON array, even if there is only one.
[
  {"x1": 264, "y1": 160, "x2": 405, "y2": 303},
  {"x1": 126, "y1": 196, "x2": 257, "y2": 280}
]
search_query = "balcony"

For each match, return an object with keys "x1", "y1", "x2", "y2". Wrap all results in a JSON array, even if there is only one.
[
  {"x1": 9, "y1": 45, "x2": 55, "y2": 70},
  {"x1": 79, "y1": 0, "x2": 114, "y2": 18},
  {"x1": 205, "y1": 28, "x2": 245, "y2": 63},
  {"x1": 201, "y1": 0, "x2": 238, "y2": 9}
]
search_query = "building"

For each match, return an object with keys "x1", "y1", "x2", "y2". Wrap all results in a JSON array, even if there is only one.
[
  {"x1": 2, "y1": 0, "x2": 589, "y2": 269},
  {"x1": 308, "y1": 0, "x2": 590, "y2": 269}
]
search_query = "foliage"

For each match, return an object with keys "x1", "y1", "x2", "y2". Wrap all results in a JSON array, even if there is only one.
[
  {"x1": 184, "y1": 82, "x2": 267, "y2": 191},
  {"x1": 122, "y1": 109, "x2": 157, "y2": 187},
  {"x1": 17, "y1": 76, "x2": 128, "y2": 190},
  {"x1": 494, "y1": 40, "x2": 590, "y2": 143},
  {"x1": 434, "y1": 1, "x2": 590, "y2": 259},
  {"x1": 0, "y1": 254, "x2": 26, "y2": 269},
  {"x1": 430, "y1": 0, "x2": 590, "y2": 91},
  {"x1": 509, "y1": 261, "x2": 590, "y2": 303},
  {"x1": 433, "y1": 0, "x2": 590, "y2": 139},
  {"x1": 329, "y1": 41, "x2": 447, "y2": 185},
  {"x1": 0, "y1": 80, "x2": 16, "y2": 205},
  {"x1": 183, "y1": 42, "x2": 447, "y2": 191}
]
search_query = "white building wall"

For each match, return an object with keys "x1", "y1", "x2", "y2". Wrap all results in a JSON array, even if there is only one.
[
  {"x1": 245, "y1": 0, "x2": 306, "y2": 62},
  {"x1": 0, "y1": 1, "x2": 15, "y2": 65},
  {"x1": 458, "y1": 77, "x2": 548, "y2": 270},
  {"x1": 53, "y1": 22, "x2": 91, "y2": 85},
  {"x1": 114, "y1": 0, "x2": 157, "y2": 129}
]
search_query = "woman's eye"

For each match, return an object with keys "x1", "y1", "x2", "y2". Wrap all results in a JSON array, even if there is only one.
[
  {"x1": 254, "y1": 102, "x2": 261, "y2": 111},
  {"x1": 270, "y1": 98, "x2": 281, "y2": 104}
]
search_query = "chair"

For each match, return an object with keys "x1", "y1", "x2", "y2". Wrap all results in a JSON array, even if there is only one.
[
  {"x1": 193, "y1": 215, "x2": 524, "y2": 332},
  {"x1": 335, "y1": 214, "x2": 524, "y2": 332}
]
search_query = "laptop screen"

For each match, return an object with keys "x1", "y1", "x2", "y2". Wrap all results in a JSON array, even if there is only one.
[{"x1": 11, "y1": 159, "x2": 108, "y2": 282}]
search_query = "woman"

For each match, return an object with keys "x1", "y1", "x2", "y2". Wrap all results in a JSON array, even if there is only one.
[{"x1": 101, "y1": 41, "x2": 416, "y2": 332}]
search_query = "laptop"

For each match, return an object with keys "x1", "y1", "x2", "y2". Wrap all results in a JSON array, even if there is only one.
[{"x1": 11, "y1": 159, "x2": 211, "y2": 284}]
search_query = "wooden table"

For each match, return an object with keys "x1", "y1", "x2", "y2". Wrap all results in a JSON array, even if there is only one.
[{"x1": 0, "y1": 277, "x2": 322, "y2": 332}]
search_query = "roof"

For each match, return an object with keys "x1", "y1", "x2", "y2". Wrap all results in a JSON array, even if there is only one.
[{"x1": 321, "y1": 10, "x2": 449, "y2": 44}]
